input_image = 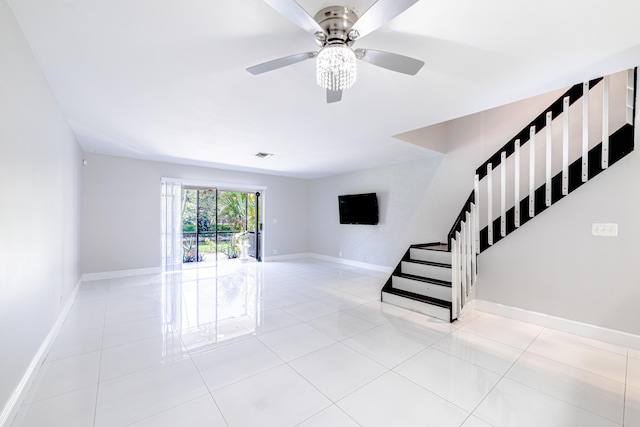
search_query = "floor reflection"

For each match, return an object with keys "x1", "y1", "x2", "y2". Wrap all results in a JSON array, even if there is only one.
[
  {"x1": 163, "y1": 260, "x2": 261, "y2": 351},
  {"x1": 16, "y1": 258, "x2": 636, "y2": 426}
]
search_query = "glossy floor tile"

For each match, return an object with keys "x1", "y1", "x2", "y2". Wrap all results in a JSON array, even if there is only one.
[
  {"x1": 24, "y1": 351, "x2": 101, "y2": 404},
  {"x1": 306, "y1": 310, "x2": 377, "y2": 341},
  {"x1": 289, "y1": 342, "x2": 387, "y2": 401},
  {"x1": 99, "y1": 332, "x2": 189, "y2": 381},
  {"x1": 256, "y1": 323, "x2": 336, "y2": 362},
  {"x1": 296, "y1": 404, "x2": 359, "y2": 427},
  {"x1": 461, "y1": 416, "x2": 493, "y2": 427},
  {"x1": 626, "y1": 384, "x2": 640, "y2": 427},
  {"x1": 12, "y1": 386, "x2": 97, "y2": 427},
  {"x1": 505, "y1": 352, "x2": 625, "y2": 424},
  {"x1": 458, "y1": 313, "x2": 543, "y2": 349},
  {"x1": 211, "y1": 364, "x2": 330, "y2": 426},
  {"x1": 128, "y1": 395, "x2": 227, "y2": 427},
  {"x1": 10, "y1": 258, "x2": 640, "y2": 426},
  {"x1": 394, "y1": 347, "x2": 502, "y2": 412},
  {"x1": 337, "y1": 371, "x2": 469, "y2": 426},
  {"x1": 525, "y1": 330, "x2": 627, "y2": 383},
  {"x1": 94, "y1": 359, "x2": 209, "y2": 426},
  {"x1": 474, "y1": 378, "x2": 620, "y2": 427},
  {"x1": 433, "y1": 329, "x2": 524, "y2": 375},
  {"x1": 191, "y1": 337, "x2": 283, "y2": 391},
  {"x1": 628, "y1": 356, "x2": 640, "y2": 387}
]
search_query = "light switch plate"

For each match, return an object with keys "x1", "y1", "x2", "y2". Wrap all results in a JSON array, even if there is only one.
[{"x1": 592, "y1": 223, "x2": 618, "y2": 237}]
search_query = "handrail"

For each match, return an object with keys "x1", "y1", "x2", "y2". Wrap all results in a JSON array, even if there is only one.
[
  {"x1": 476, "y1": 77, "x2": 602, "y2": 179},
  {"x1": 446, "y1": 69, "x2": 635, "y2": 322},
  {"x1": 447, "y1": 190, "x2": 474, "y2": 250},
  {"x1": 448, "y1": 75, "x2": 607, "y2": 248}
]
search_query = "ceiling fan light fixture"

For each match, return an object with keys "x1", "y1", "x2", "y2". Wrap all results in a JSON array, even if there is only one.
[{"x1": 316, "y1": 44, "x2": 357, "y2": 91}]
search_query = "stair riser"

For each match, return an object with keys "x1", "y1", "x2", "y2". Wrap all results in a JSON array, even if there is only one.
[
  {"x1": 401, "y1": 261, "x2": 451, "y2": 282},
  {"x1": 410, "y1": 248, "x2": 451, "y2": 264},
  {"x1": 392, "y1": 276, "x2": 451, "y2": 302},
  {"x1": 382, "y1": 291, "x2": 450, "y2": 322}
]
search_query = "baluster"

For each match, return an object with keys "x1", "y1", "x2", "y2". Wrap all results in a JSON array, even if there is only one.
[
  {"x1": 562, "y1": 96, "x2": 569, "y2": 195},
  {"x1": 602, "y1": 75, "x2": 610, "y2": 169},
  {"x1": 465, "y1": 212, "x2": 472, "y2": 293},
  {"x1": 545, "y1": 112, "x2": 552, "y2": 206},
  {"x1": 456, "y1": 230, "x2": 464, "y2": 308},
  {"x1": 474, "y1": 175, "x2": 480, "y2": 253},
  {"x1": 582, "y1": 82, "x2": 589, "y2": 182},
  {"x1": 500, "y1": 152, "x2": 506, "y2": 237},
  {"x1": 451, "y1": 237, "x2": 459, "y2": 319},
  {"x1": 514, "y1": 139, "x2": 520, "y2": 228},
  {"x1": 628, "y1": 69, "x2": 635, "y2": 125},
  {"x1": 529, "y1": 126, "x2": 536, "y2": 217},
  {"x1": 460, "y1": 221, "x2": 467, "y2": 305},
  {"x1": 487, "y1": 163, "x2": 493, "y2": 245},
  {"x1": 470, "y1": 203, "x2": 477, "y2": 282}
]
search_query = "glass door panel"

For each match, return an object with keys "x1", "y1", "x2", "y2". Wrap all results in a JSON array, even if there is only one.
[
  {"x1": 182, "y1": 188, "x2": 198, "y2": 263},
  {"x1": 246, "y1": 193, "x2": 261, "y2": 260},
  {"x1": 216, "y1": 191, "x2": 246, "y2": 260},
  {"x1": 197, "y1": 189, "x2": 217, "y2": 263},
  {"x1": 181, "y1": 187, "x2": 262, "y2": 264}
]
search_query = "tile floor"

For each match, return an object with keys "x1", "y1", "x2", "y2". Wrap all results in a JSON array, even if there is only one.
[{"x1": 10, "y1": 258, "x2": 640, "y2": 426}]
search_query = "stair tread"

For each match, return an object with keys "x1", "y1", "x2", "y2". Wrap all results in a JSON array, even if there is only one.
[
  {"x1": 410, "y1": 243, "x2": 449, "y2": 252},
  {"x1": 402, "y1": 259, "x2": 451, "y2": 269},
  {"x1": 394, "y1": 273, "x2": 452, "y2": 288},
  {"x1": 382, "y1": 287, "x2": 451, "y2": 309}
]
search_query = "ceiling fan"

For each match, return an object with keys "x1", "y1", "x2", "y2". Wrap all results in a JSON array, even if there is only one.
[{"x1": 247, "y1": 0, "x2": 424, "y2": 103}]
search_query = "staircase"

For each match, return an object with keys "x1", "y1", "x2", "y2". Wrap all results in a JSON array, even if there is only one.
[
  {"x1": 382, "y1": 68, "x2": 637, "y2": 322},
  {"x1": 382, "y1": 243, "x2": 453, "y2": 321}
]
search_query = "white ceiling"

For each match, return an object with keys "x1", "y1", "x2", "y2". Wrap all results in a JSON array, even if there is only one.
[{"x1": 7, "y1": 0, "x2": 640, "y2": 178}]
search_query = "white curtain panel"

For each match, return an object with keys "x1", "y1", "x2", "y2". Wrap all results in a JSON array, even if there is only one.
[{"x1": 161, "y1": 178, "x2": 182, "y2": 272}]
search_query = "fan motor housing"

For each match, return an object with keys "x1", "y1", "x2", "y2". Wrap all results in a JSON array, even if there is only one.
[{"x1": 314, "y1": 6, "x2": 359, "y2": 46}]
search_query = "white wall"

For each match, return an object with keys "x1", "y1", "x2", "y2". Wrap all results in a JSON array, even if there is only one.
[
  {"x1": 309, "y1": 88, "x2": 565, "y2": 268},
  {"x1": 310, "y1": 72, "x2": 640, "y2": 335},
  {"x1": 81, "y1": 153, "x2": 310, "y2": 274},
  {"x1": 433, "y1": 69, "x2": 640, "y2": 335},
  {"x1": 422, "y1": 76, "x2": 640, "y2": 335},
  {"x1": 0, "y1": 0, "x2": 82, "y2": 414},
  {"x1": 309, "y1": 157, "x2": 443, "y2": 267}
]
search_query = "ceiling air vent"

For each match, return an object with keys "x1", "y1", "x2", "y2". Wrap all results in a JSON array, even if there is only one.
[{"x1": 255, "y1": 152, "x2": 274, "y2": 158}]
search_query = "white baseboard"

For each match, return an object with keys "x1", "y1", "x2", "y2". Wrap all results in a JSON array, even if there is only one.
[
  {"x1": 83, "y1": 256, "x2": 391, "y2": 277},
  {"x1": 475, "y1": 299, "x2": 640, "y2": 350},
  {"x1": 263, "y1": 252, "x2": 393, "y2": 273},
  {"x1": 0, "y1": 278, "x2": 82, "y2": 427},
  {"x1": 308, "y1": 254, "x2": 393, "y2": 273},
  {"x1": 263, "y1": 253, "x2": 314, "y2": 262},
  {"x1": 81, "y1": 266, "x2": 161, "y2": 282}
]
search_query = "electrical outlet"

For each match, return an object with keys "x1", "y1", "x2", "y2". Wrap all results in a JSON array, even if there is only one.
[
  {"x1": 339, "y1": 251, "x2": 342, "y2": 257},
  {"x1": 592, "y1": 223, "x2": 618, "y2": 237},
  {"x1": 273, "y1": 249, "x2": 278, "y2": 255}
]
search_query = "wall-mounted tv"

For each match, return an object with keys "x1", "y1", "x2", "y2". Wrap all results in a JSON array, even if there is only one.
[{"x1": 338, "y1": 193, "x2": 379, "y2": 225}]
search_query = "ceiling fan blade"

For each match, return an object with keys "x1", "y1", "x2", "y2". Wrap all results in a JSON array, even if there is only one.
[
  {"x1": 352, "y1": 0, "x2": 420, "y2": 38},
  {"x1": 263, "y1": 0, "x2": 324, "y2": 35},
  {"x1": 326, "y1": 89, "x2": 342, "y2": 103},
  {"x1": 355, "y1": 49, "x2": 424, "y2": 75},
  {"x1": 247, "y1": 52, "x2": 316, "y2": 75}
]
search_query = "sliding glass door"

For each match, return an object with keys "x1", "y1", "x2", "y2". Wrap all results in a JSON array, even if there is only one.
[{"x1": 181, "y1": 187, "x2": 261, "y2": 265}]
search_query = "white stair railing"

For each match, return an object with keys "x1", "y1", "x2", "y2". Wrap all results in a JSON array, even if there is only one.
[
  {"x1": 478, "y1": 69, "x2": 633, "y2": 247},
  {"x1": 450, "y1": 68, "x2": 636, "y2": 322},
  {"x1": 450, "y1": 201, "x2": 478, "y2": 320}
]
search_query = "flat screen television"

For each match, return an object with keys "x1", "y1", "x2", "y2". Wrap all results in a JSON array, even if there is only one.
[{"x1": 338, "y1": 193, "x2": 379, "y2": 225}]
